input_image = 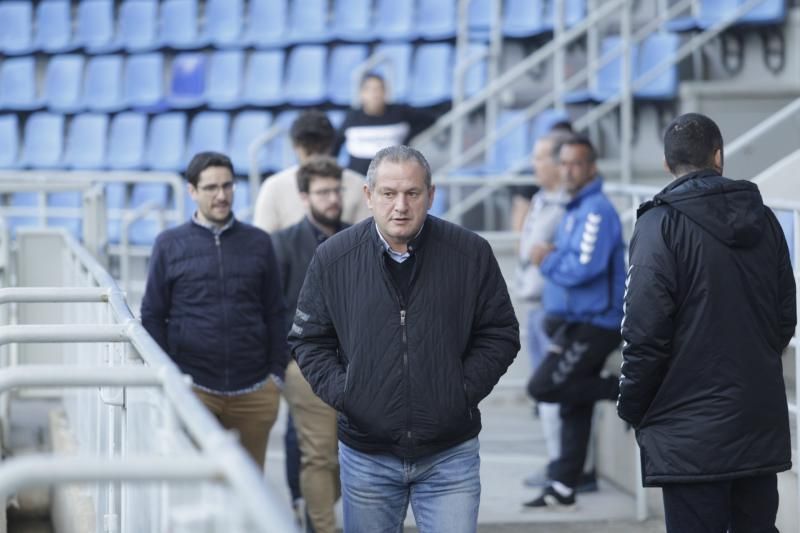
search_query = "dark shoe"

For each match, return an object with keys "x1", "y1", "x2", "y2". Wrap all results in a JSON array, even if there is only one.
[
  {"x1": 575, "y1": 472, "x2": 598, "y2": 494},
  {"x1": 523, "y1": 485, "x2": 576, "y2": 509}
]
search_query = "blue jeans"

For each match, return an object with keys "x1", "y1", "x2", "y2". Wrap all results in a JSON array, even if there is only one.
[{"x1": 338, "y1": 437, "x2": 481, "y2": 533}]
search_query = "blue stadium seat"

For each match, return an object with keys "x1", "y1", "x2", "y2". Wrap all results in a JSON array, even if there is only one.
[
  {"x1": 168, "y1": 53, "x2": 207, "y2": 109},
  {"x1": 417, "y1": 0, "x2": 457, "y2": 40},
  {"x1": 287, "y1": 0, "x2": 331, "y2": 44},
  {"x1": 485, "y1": 111, "x2": 532, "y2": 172},
  {"x1": 118, "y1": 0, "x2": 159, "y2": 52},
  {"x1": 206, "y1": 50, "x2": 245, "y2": 110},
  {"x1": 145, "y1": 112, "x2": 187, "y2": 171},
  {"x1": 635, "y1": 33, "x2": 680, "y2": 101},
  {"x1": 202, "y1": 0, "x2": 243, "y2": 48},
  {"x1": 230, "y1": 111, "x2": 272, "y2": 175},
  {"x1": 158, "y1": 0, "x2": 206, "y2": 50},
  {"x1": 20, "y1": 113, "x2": 65, "y2": 169},
  {"x1": 129, "y1": 183, "x2": 170, "y2": 245},
  {"x1": 503, "y1": 0, "x2": 548, "y2": 38},
  {"x1": 0, "y1": 2, "x2": 35, "y2": 55},
  {"x1": 243, "y1": 50, "x2": 286, "y2": 106},
  {"x1": 232, "y1": 179, "x2": 250, "y2": 216},
  {"x1": 63, "y1": 113, "x2": 109, "y2": 169},
  {"x1": 666, "y1": 0, "x2": 744, "y2": 32},
  {"x1": 531, "y1": 108, "x2": 571, "y2": 141},
  {"x1": 0, "y1": 115, "x2": 20, "y2": 169},
  {"x1": 373, "y1": 43, "x2": 413, "y2": 103},
  {"x1": 285, "y1": 46, "x2": 328, "y2": 106},
  {"x1": 564, "y1": 35, "x2": 637, "y2": 104},
  {"x1": 543, "y1": 0, "x2": 587, "y2": 29},
  {"x1": 105, "y1": 182, "x2": 127, "y2": 244},
  {"x1": 0, "y1": 57, "x2": 41, "y2": 111},
  {"x1": 108, "y1": 112, "x2": 147, "y2": 170},
  {"x1": 44, "y1": 55, "x2": 85, "y2": 113},
  {"x1": 408, "y1": 44, "x2": 453, "y2": 107},
  {"x1": 332, "y1": 0, "x2": 374, "y2": 42},
  {"x1": 468, "y1": 0, "x2": 492, "y2": 40},
  {"x1": 124, "y1": 53, "x2": 165, "y2": 110},
  {"x1": 464, "y1": 43, "x2": 489, "y2": 98},
  {"x1": 374, "y1": 0, "x2": 417, "y2": 41},
  {"x1": 76, "y1": 0, "x2": 120, "y2": 53},
  {"x1": 266, "y1": 111, "x2": 298, "y2": 171},
  {"x1": 241, "y1": 0, "x2": 287, "y2": 48},
  {"x1": 33, "y1": 1, "x2": 76, "y2": 53},
  {"x1": 83, "y1": 55, "x2": 125, "y2": 112},
  {"x1": 187, "y1": 112, "x2": 230, "y2": 161},
  {"x1": 328, "y1": 45, "x2": 370, "y2": 106},
  {"x1": 739, "y1": 0, "x2": 786, "y2": 26}
]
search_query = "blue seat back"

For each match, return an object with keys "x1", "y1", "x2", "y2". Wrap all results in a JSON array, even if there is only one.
[
  {"x1": 76, "y1": 0, "x2": 116, "y2": 51},
  {"x1": 22, "y1": 113, "x2": 65, "y2": 168},
  {"x1": 44, "y1": 55, "x2": 85, "y2": 112},
  {"x1": 328, "y1": 45, "x2": 369, "y2": 106},
  {"x1": 285, "y1": 46, "x2": 327, "y2": 105},
  {"x1": 635, "y1": 33, "x2": 679, "y2": 100},
  {"x1": 119, "y1": 0, "x2": 158, "y2": 52},
  {"x1": 146, "y1": 112, "x2": 187, "y2": 171},
  {"x1": 375, "y1": 0, "x2": 416, "y2": 40},
  {"x1": 595, "y1": 35, "x2": 638, "y2": 99},
  {"x1": 242, "y1": 0, "x2": 287, "y2": 47},
  {"x1": 373, "y1": 43, "x2": 413, "y2": 103},
  {"x1": 83, "y1": 55, "x2": 124, "y2": 111},
  {"x1": 504, "y1": 0, "x2": 547, "y2": 37},
  {"x1": 243, "y1": 50, "x2": 285, "y2": 106},
  {"x1": 108, "y1": 112, "x2": 148, "y2": 170},
  {"x1": 409, "y1": 43, "x2": 453, "y2": 107},
  {"x1": 288, "y1": 0, "x2": 330, "y2": 43},
  {"x1": 187, "y1": 112, "x2": 230, "y2": 159},
  {"x1": 332, "y1": 0, "x2": 374, "y2": 41},
  {"x1": 206, "y1": 50, "x2": 245, "y2": 108},
  {"x1": 531, "y1": 108, "x2": 571, "y2": 141},
  {"x1": 464, "y1": 43, "x2": 488, "y2": 98},
  {"x1": 169, "y1": 52, "x2": 207, "y2": 107},
  {"x1": 0, "y1": 57, "x2": 38, "y2": 110},
  {"x1": 486, "y1": 111, "x2": 531, "y2": 171},
  {"x1": 0, "y1": 2, "x2": 33, "y2": 54},
  {"x1": 159, "y1": 0, "x2": 202, "y2": 48},
  {"x1": 64, "y1": 113, "x2": 109, "y2": 169},
  {"x1": 230, "y1": 111, "x2": 272, "y2": 175},
  {"x1": 739, "y1": 0, "x2": 786, "y2": 24},
  {"x1": 417, "y1": 0, "x2": 456, "y2": 40},
  {"x1": 203, "y1": 0, "x2": 243, "y2": 46},
  {"x1": 0, "y1": 115, "x2": 20, "y2": 168},
  {"x1": 34, "y1": 1, "x2": 73, "y2": 52},
  {"x1": 124, "y1": 53, "x2": 164, "y2": 108}
]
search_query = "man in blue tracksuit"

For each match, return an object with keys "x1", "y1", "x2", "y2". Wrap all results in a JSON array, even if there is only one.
[{"x1": 525, "y1": 135, "x2": 625, "y2": 509}]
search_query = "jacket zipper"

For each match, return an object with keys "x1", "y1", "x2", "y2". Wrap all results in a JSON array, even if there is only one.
[{"x1": 215, "y1": 233, "x2": 231, "y2": 388}]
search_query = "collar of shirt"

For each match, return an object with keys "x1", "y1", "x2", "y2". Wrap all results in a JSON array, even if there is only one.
[
  {"x1": 375, "y1": 223, "x2": 422, "y2": 263},
  {"x1": 191, "y1": 212, "x2": 234, "y2": 237},
  {"x1": 305, "y1": 216, "x2": 342, "y2": 244}
]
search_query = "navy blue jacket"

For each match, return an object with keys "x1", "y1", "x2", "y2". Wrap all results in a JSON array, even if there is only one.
[
  {"x1": 541, "y1": 178, "x2": 625, "y2": 330},
  {"x1": 140, "y1": 219, "x2": 288, "y2": 392},
  {"x1": 288, "y1": 216, "x2": 519, "y2": 458},
  {"x1": 618, "y1": 171, "x2": 795, "y2": 486}
]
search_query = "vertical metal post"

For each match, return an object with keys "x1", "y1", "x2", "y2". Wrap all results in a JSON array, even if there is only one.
[
  {"x1": 553, "y1": 0, "x2": 566, "y2": 109},
  {"x1": 451, "y1": 0, "x2": 471, "y2": 165},
  {"x1": 619, "y1": 0, "x2": 633, "y2": 184},
  {"x1": 586, "y1": 0, "x2": 599, "y2": 94},
  {"x1": 485, "y1": 0, "x2": 503, "y2": 170}
]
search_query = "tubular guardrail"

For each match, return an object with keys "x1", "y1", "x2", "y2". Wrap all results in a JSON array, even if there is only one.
[{"x1": 0, "y1": 229, "x2": 297, "y2": 533}]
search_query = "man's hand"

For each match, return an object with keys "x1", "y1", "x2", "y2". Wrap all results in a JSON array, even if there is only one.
[{"x1": 530, "y1": 243, "x2": 555, "y2": 266}]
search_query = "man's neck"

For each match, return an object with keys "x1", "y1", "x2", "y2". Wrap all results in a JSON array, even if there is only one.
[{"x1": 307, "y1": 215, "x2": 338, "y2": 237}]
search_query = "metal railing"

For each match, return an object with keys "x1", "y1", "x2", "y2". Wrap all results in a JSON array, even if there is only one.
[{"x1": 0, "y1": 228, "x2": 297, "y2": 533}]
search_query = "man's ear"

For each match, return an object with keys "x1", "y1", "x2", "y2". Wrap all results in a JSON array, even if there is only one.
[
  {"x1": 662, "y1": 158, "x2": 670, "y2": 174},
  {"x1": 363, "y1": 183, "x2": 373, "y2": 211},
  {"x1": 713, "y1": 148, "x2": 723, "y2": 173}
]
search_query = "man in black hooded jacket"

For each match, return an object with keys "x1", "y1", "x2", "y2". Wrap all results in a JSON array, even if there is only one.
[{"x1": 617, "y1": 112, "x2": 796, "y2": 532}]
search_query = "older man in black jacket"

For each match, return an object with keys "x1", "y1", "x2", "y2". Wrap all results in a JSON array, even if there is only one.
[
  {"x1": 618, "y1": 113, "x2": 796, "y2": 532},
  {"x1": 289, "y1": 145, "x2": 519, "y2": 533},
  {"x1": 141, "y1": 151, "x2": 286, "y2": 470}
]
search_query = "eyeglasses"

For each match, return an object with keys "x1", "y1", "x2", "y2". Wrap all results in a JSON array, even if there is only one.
[
  {"x1": 309, "y1": 186, "x2": 344, "y2": 198},
  {"x1": 197, "y1": 182, "x2": 235, "y2": 195}
]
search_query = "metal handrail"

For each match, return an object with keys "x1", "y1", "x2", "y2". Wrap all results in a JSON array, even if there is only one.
[
  {"x1": 1, "y1": 230, "x2": 298, "y2": 532},
  {"x1": 247, "y1": 122, "x2": 284, "y2": 207}
]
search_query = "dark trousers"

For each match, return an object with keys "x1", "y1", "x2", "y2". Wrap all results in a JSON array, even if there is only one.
[
  {"x1": 527, "y1": 320, "x2": 621, "y2": 488},
  {"x1": 285, "y1": 413, "x2": 302, "y2": 501},
  {"x1": 662, "y1": 474, "x2": 779, "y2": 533}
]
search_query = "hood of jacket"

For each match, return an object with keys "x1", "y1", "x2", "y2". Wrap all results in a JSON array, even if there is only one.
[{"x1": 638, "y1": 169, "x2": 765, "y2": 248}]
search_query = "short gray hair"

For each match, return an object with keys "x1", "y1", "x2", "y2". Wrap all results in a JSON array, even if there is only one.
[{"x1": 366, "y1": 145, "x2": 432, "y2": 190}]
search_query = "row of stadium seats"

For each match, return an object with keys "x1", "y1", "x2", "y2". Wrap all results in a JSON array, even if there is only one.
[
  {"x1": 0, "y1": 0, "x2": 589, "y2": 56},
  {"x1": 0, "y1": 110, "x2": 310, "y2": 174},
  {"x1": 0, "y1": 42, "x2": 478, "y2": 112}
]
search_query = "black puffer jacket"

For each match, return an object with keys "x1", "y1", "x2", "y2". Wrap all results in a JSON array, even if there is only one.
[
  {"x1": 288, "y1": 216, "x2": 520, "y2": 458},
  {"x1": 618, "y1": 170, "x2": 796, "y2": 486}
]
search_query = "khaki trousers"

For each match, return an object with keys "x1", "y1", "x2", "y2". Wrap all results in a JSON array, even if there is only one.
[
  {"x1": 194, "y1": 379, "x2": 281, "y2": 470},
  {"x1": 284, "y1": 361, "x2": 340, "y2": 533}
]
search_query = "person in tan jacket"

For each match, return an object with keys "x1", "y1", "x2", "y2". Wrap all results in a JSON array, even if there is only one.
[{"x1": 254, "y1": 111, "x2": 370, "y2": 233}]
